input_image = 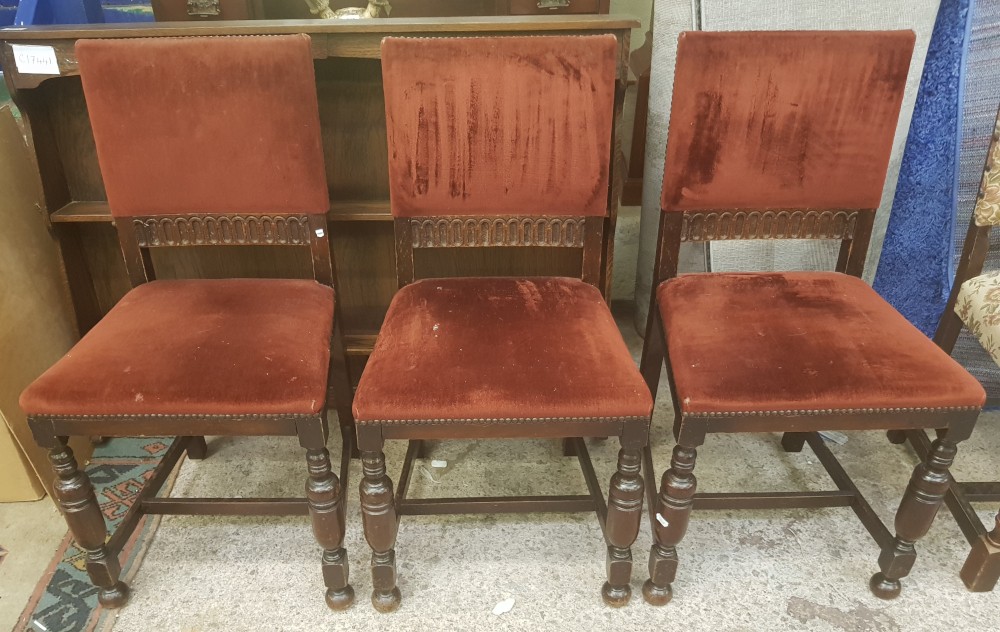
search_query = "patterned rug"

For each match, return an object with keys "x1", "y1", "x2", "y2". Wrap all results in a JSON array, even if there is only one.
[{"x1": 14, "y1": 437, "x2": 174, "y2": 632}]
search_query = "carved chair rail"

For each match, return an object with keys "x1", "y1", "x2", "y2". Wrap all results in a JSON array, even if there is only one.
[
  {"x1": 130, "y1": 214, "x2": 315, "y2": 247},
  {"x1": 679, "y1": 209, "x2": 861, "y2": 242},
  {"x1": 408, "y1": 216, "x2": 590, "y2": 248}
]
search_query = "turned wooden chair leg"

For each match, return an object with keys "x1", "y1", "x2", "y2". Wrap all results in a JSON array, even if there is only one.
[
  {"x1": 185, "y1": 436, "x2": 208, "y2": 460},
  {"x1": 871, "y1": 437, "x2": 957, "y2": 599},
  {"x1": 603, "y1": 446, "x2": 644, "y2": 607},
  {"x1": 47, "y1": 436, "x2": 130, "y2": 608},
  {"x1": 961, "y1": 511, "x2": 1000, "y2": 591},
  {"x1": 304, "y1": 446, "x2": 354, "y2": 610},
  {"x1": 644, "y1": 444, "x2": 698, "y2": 606},
  {"x1": 360, "y1": 447, "x2": 400, "y2": 613}
]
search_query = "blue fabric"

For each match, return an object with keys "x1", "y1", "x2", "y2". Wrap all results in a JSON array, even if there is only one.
[{"x1": 873, "y1": 0, "x2": 973, "y2": 336}]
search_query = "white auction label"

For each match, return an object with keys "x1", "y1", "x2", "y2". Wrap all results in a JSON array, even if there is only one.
[{"x1": 11, "y1": 45, "x2": 59, "y2": 75}]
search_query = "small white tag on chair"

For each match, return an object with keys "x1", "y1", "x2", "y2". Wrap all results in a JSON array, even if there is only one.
[
  {"x1": 656, "y1": 513, "x2": 669, "y2": 528},
  {"x1": 314, "y1": 228, "x2": 325, "y2": 238},
  {"x1": 430, "y1": 459, "x2": 448, "y2": 468},
  {"x1": 12, "y1": 45, "x2": 59, "y2": 75}
]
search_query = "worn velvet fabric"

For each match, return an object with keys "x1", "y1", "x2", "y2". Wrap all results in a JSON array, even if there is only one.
[
  {"x1": 20, "y1": 280, "x2": 334, "y2": 416},
  {"x1": 660, "y1": 31, "x2": 914, "y2": 212},
  {"x1": 381, "y1": 36, "x2": 616, "y2": 217},
  {"x1": 76, "y1": 35, "x2": 329, "y2": 217},
  {"x1": 659, "y1": 272, "x2": 985, "y2": 415},
  {"x1": 353, "y1": 277, "x2": 652, "y2": 422}
]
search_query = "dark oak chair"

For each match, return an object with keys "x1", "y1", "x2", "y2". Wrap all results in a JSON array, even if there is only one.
[
  {"x1": 18, "y1": 35, "x2": 356, "y2": 610},
  {"x1": 889, "y1": 104, "x2": 1000, "y2": 592},
  {"x1": 638, "y1": 30, "x2": 987, "y2": 605},
  {"x1": 351, "y1": 35, "x2": 653, "y2": 611}
]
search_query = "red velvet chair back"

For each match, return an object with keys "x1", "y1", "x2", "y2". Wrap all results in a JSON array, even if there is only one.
[
  {"x1": 381, "y1": 35, "x2": 619, "y2": 287},
  {"x1": 382, "y1": 35, "x2": 616, "y2": 218},
  {"x1": 661, "y1": 30, "x2": 913, "y2": 214},
  {"x1": 77, "y1": 35, "x2": 328, "y2": 218}
]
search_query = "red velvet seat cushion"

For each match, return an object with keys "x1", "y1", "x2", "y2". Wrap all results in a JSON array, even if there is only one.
[
  {"x1": 659, "y1": 272, "x2": 985, "y2": 415},
  {"x1": 20, "y1": 279, "x2": 334, "y2": 417},
  {"x1": 353, "y1": 277, "x2": 652, "y2": 422}
]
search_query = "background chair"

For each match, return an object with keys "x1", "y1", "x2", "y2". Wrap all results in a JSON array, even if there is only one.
[
  {"x1": 351, "y1": 34, "x2": 652, "y2": 612},
  {"x1": 891, "y1": 104, "x2": 1000, "y2": 592},
  {"x1": 18, "y1": 35, "x2": 356, "y2": 610},
  {"x1": 639, "y1": 30, "x2": 986, "y2": 605}
]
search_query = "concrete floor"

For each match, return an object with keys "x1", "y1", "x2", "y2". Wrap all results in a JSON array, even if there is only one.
[
  {"x1": 0, "y1": 499, "x2": 67, "y2": 629},
  {"x1": 4, "y1": 314, "x2": 998, "y2": 631}
]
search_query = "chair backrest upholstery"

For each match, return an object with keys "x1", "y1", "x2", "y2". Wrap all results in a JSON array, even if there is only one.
[
  {"x1": 78, "y1": 35, "x2": 328, "y2": 218},
  {"x1": 973, "y1": 113, "x2": 1000, "y2": 228},
  {"x1": 380, "y1": 35, "x2": 619, "y2": 288},
  {"x1": 661, "y1": 30, "x2": 913, "y2": 214},
  {"x1": 381, "y1": 35, "x2": 617, "y2": 219},
  {"x1": 76, "y1": 35, "x2": 334, "y2": 287},
  {"x1": 650, "y1": 30, "x2": 914, "y2": 285}
]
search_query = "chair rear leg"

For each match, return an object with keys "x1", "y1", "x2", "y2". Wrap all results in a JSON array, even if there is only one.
[
  {"x1": 871, "y1": 437, "x2": 957, "y2": 599},
  {"x1": 603, "y1": 446, "x2": 644, "y2": 606},
  {"x1": 185, "y1": 436, "x2": 208, "y2": 460},
  {"x1": 48, "y1": 436, "x2": 130, "y2": 608},
  {"x1": 961, "y1": 511, "x2": 1000, "y2": 591}
]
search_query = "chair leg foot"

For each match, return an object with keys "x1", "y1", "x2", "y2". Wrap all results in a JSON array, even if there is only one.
[
  {"x1": 869, "y1": 573, "x2": 901, "y2": 600},
  {"x1": 641, "y1": 577, "x2": 672, "y2": 606},
  {"x1": 326, "y1": 584, "x2": 356, "y2": 611},
  {"x1": 886, "y1": 430, "x2": 907, "y2": 445},
  {"x1": 644, "y1": 542, "x2": 677, "y2": 606},
  {"x1": 371, "y1": 585, "x2": 402, "y2": 613},
  {"x1": 601, "y1": 580, "x2": 631, "y2": 607},
  {"x1": 961, "y1": 513, "x2": 1000, "y2": 592},
  {"x1": 322, "y1": 547, "x2": 355, "y2": 610},
  {"x1": 98, "y1": 581, "x2": 131, "y2": 609}
]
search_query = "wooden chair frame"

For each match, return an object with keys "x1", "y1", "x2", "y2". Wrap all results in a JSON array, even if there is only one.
[
  {"x1": 356, "y1": 213, "x2": 650, "y2": 611},
  {"x1": 888, "y1": 107, "x2": 1000, "y2": 592},
  {"x1": 28, "y1": 211, "x2": 358, "y2": 610},
  {"x1": 637, "y1": 206, "x2": 980, "y2": 605}
]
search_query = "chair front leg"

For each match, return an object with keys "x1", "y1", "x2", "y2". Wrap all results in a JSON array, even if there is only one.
[
  {"x1": 960, "y1": 510, "x2": 1000, "y2": 592},
  {"x1": 48, "y1": 436, "x2": 130, "y2": 608},
  {"x1": 643, "y1": 443, "x2": 698, "y2": 606},
  {"x1": 603, "y1": 446, "x2": 644, "y2": 606},
  {"x1": 304, "y1": 447, "x2": 354, "y2": 610},
  {"x1": 870, "y1": 437, "x2": 957, "y2": 599},
  {"x1": 360, "y1": 446, "x2": 401, "y2": 612}
]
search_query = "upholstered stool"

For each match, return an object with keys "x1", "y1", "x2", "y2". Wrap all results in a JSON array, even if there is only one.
[
  {"x1": 19, "y1": 35, "x2": 356, "y2": 610},
  {"x1": 352, "y1": 35, "x2": 652, "y2": 611},
  {"x1": 639, "y1": 30, "x2": 985, "y2": 605},
  {"x1": 890, "y1": 104, "x2": 1000, "y2": 592}
]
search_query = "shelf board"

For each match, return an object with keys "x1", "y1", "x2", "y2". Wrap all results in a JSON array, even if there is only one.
[
  {"x1": 49, "y1": 200, "x2": 392, "y2": 224},
  {"x1": 51, "y1": 201, "x2": 112, "y2": 223},
  {"x1": 328, "y1": 200, "x2": 391, "y2": 221}
]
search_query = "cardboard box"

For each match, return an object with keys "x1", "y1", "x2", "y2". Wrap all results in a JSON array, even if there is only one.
[{"x1": 0, "y1": 104, "x2": 93, "y2": 502}]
